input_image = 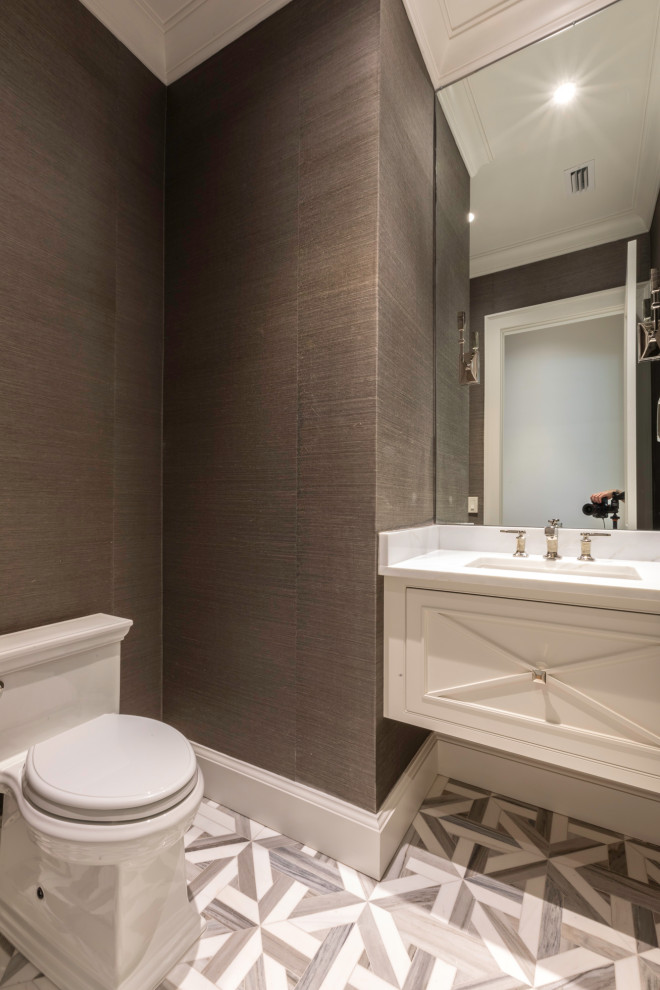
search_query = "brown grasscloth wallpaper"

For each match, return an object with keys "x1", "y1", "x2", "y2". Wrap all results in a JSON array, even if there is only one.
[
  {"x1": 374, "y1": 0, "x2": 434, "y2": 803},
  {"x1": 468, "y1": 235, "x2": 651, "y2": 525},
  {"x1": 650, "y1": 195, "x2": 660, "y2": 530},
  {"x1": 434, "y1": 102, "x2": 471, "y2": 525},
  {"x1": 164, "y1": 0, "x2": 433, "y2": 812},
  {"x1": 0, "y1": 0, "x2": 165, "y2": 717},
  {"x1": 1, "y1": 0, "x2": 433, "y2": 811}
]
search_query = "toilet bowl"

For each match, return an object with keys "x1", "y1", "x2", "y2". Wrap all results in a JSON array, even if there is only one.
[{"x1": 0, "y1": 614, "x2": 205, "y2": 990}]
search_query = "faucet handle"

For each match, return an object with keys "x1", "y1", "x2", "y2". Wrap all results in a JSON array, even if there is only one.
[
  {"x1": 500, "y1": 529, "x2": 527, "y2": 557},
  {"x1": 578, "y1": 531, "x2": 611, "y2": 561}
]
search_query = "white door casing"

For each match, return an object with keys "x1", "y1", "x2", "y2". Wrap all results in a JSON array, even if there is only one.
[{"x1": 483, "y1": 284, "x2": 635, "y2": 526}]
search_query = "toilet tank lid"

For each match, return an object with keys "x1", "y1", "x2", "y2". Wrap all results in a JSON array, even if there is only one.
[{"x1": 24, "y1": 714, "x2": 198, "y2": 812}]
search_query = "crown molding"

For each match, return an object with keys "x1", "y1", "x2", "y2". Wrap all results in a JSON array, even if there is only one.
[
  {"x1": 632, "y1": 0, "x2": 660, "y2": 228},
  {"x1": 403, "y1": 0, "x2": 620, "y2": 90},
  {"x1": 470, "y1": 210, "x2": 647, "y2": 278},
  {"x1": 140, "y1": 0, "x2": 206, "y2": 30},
  {"x1": 437, "y1": 80, "x2": 492, "y2": 178},
  {"x1": 440, "y1": 0, "x2": 521, "y2": 37}
]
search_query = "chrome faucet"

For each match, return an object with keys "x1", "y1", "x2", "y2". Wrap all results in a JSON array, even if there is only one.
[{"x1": 544, "y1": 519, "x2": 562, "y2": 559}]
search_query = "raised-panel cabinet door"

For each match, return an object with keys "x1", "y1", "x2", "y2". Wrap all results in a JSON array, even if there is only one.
[{"x1": 405, "y1": 590, "x2": 660, "y2": 779}]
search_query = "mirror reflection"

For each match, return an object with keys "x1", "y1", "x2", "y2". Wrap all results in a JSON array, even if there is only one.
[{"x1": 435, "y1": 0, "x2": 660, "y2": 530}]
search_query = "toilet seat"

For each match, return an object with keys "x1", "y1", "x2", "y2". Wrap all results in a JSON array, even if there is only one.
[{"x1": 23, "y1": 714, "x2": 198, "y2": 823}]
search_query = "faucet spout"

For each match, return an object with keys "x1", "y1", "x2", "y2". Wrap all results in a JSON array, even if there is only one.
[{"x1": 544, "y1": 518, "x2": 562, "y2": 559}]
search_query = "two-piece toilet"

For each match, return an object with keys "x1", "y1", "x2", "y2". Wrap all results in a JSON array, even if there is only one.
[{"x1": 0, "y1": 613, "x2": 204, "y2": 990}]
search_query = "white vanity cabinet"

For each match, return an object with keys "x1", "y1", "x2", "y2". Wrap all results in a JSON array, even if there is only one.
[{"x1": 384, "y1": 580, "x2": 660, "y2": 793}]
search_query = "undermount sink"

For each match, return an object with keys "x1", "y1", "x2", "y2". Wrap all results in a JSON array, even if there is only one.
[{"x1": 467, "y1": 556, "x2": 641, "y2": 581}]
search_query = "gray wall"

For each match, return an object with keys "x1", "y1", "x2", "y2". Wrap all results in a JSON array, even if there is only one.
[
  {"x1": 0, "y1": 0, "x2": 165, "y2": 717},
  {"x1": 375, "y1": 0, "x2": 434, "y2": 801},
  {"x1": 652, "y1": 194, "x2": 660, "y2": 266},
  {"x1": 164, "y1": 0, "x2": 433, "y2": 812},
  {"x1": 468, "y1": 236, "x2": 650, "y2": 524},
  {"x1": 650, "y1": 195, "x2": 660, "y2": 530},
  {"x1": 434, "y1": 102, "x2": 471, "y2": 524},
  {"x1": 377, "y1": 0, "x2": 435, "y2": 531},
  {"x1": 0, "y1": 0, "x2": 433, "y2": 808}
]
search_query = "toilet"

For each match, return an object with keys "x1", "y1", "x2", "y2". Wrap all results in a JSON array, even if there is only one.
[{"x1": 0, "y1": 613, "x2": 204, "y2": 990}]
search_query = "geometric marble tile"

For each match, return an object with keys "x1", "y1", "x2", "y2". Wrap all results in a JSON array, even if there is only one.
[{"x1": 3, "y1": 779, "x2": 660, "y2": 990}]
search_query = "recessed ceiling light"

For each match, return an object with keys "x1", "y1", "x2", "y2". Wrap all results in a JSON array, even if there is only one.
[
  {"x1": 553, "y1": 82, "x2": 577, "y2": 105},
  {"x1": 468, "y1": 212, "x2": 475, "y2": 223}
]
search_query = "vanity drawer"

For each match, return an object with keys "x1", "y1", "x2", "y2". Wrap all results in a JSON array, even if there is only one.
[{"x1": 402, "y1": 589, "x2": 660, "y2": 789}]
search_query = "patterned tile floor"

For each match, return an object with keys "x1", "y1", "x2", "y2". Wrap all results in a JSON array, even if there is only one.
[{"x1": 2, "y1": 776, "x2": 660, "y2": 989}]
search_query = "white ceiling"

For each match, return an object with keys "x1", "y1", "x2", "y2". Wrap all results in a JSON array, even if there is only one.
[
  {"x1": 440, "y1": 0, "x2": 660, "y2": 276},
  {"x1": 77, "y1": 0, "x2": 617, "y2": 86}
]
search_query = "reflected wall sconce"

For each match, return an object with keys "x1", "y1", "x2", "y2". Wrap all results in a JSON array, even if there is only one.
[
  {"x1": 638, "y1": 267, "x2": 660, "y2": 362},
  {"x1": 458, "y1": 311, "x2": 480, "y2": 385}
]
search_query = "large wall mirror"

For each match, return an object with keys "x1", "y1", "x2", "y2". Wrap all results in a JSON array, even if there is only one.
[{"x1": 435, "y1": 0, "x2": 660, "y2": 531}]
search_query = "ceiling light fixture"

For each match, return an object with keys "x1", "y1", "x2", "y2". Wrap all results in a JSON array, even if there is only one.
[
  {"x1": 553, "y1": 82, "x2": 577, "y2": 105},
  {"x1": 468, "y1": 212, "x2": 475, "y2": 223}
]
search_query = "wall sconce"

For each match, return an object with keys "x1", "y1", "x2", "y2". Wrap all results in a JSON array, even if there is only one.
[
  {"x1": 458, "y1": 311, "x2": 480, "y2": 385},
  {"x1": 638, "y1": 267, "x2": 660, "y2": 362}
]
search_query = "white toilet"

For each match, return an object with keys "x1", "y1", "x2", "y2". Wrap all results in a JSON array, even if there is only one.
[{"x1": 0, "y1": 613, "x2": 204, "y2": 990}]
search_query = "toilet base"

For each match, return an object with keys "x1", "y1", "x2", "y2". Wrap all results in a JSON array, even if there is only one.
[
  {"x1": 0, "y1": 899, "x2": 203, "y2": 990},
  {"x1": 0, "y1": 790, "x2": 204, "y2": 990}
]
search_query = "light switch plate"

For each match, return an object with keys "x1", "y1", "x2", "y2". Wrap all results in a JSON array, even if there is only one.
[{"x1": 468, "y1": 496, "x2": 479, "y2": 514}]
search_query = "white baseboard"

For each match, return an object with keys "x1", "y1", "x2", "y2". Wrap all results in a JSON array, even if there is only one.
[
  {"x1": 193, "y1": 733, "x2": 439, "y2": 880},
  {"x1": 436, "y1": 735, "x2": 660, "y2": 844},
  {"x1": 193, "y1": 732, "x2": 660, "y2": 878}
]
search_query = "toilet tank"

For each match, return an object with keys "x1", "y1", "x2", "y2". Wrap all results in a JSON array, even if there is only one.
[{"x1": 0, "y1": 615, "x2": 133, "y2": 765}]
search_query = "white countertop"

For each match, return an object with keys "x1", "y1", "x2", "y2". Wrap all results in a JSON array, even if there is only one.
[{"x1": 378, "y1": 526, "x2": 660, "y2": 613}]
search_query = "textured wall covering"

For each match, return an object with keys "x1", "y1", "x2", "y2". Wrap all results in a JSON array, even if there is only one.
[
  {"x1": 375, "y1": 0, "x2": 434, "y2": 804},
  {"x1": 114, "y1": 50, "x2": 166, "y2": 716},
  {"x1": 652, "y1": 194, "x2": 660, "y2": 268},
  {"x1": 165, "y1": 3, "x2": 300, "y2": 782},
  {"x1": 0, "y1": 0, "x2": 165, "y2": 717},
  {"x1": 468, "y1": 236, "x2": 650, "y2": 524},
  {"x1": 295, "y1": 0, "x2": 382, "y2": 804},
  {"x1": 434, "y1": 101, "x2": 471, "y2": 524},
  {"x1": 376, "y1": 0, "x2": 435, "y2": 532},
  {"x1": 164, "y1": 0, "x2": 435, "y2": 811},
  {"x1": 651, "y1": 196, "x2": 660, "y2": 530}
]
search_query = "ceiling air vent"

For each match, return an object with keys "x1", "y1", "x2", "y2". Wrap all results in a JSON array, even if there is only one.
[{"x1": 564, "y1": 160, "x2": 595, "y2": 195}]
